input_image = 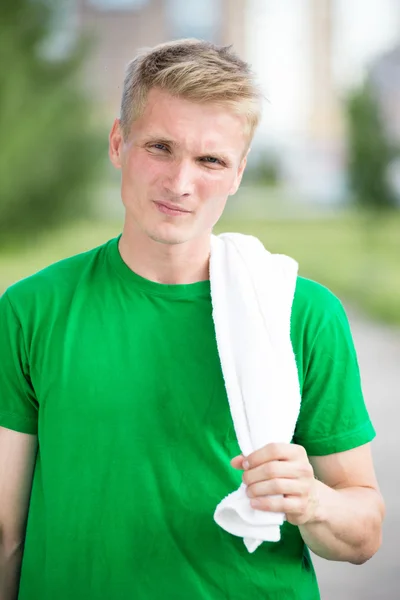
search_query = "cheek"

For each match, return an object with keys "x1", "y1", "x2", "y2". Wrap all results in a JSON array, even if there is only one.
[
  {"x1": 124, "y1": 154, "x2": 163, "y2": 188},
  {"x1": 199, "y1": 172, "x2": 237, "y2": 199}
]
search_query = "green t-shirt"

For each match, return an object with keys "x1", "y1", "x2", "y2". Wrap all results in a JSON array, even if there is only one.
[{"x1": 0, "y1": 235, "x2": 375, "y2": 600}]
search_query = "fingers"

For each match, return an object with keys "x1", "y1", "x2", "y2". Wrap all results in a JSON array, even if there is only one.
[
  {"x1": 249, "y1": 494, "x2": 309, "y2": 517},
  {"x1": 243, "y1": 459, "x2": 313, "y2": 487},
  {"x1": 230, "y1": 455, "x2": 244, "y2": 470},
  {"x1": 246, "y1": 477, "x2": 309, "y2": 499},
  {"x1": 244, "y1": 443, "x2": 308, "y2": 469},
  {"x1": 231, "y1": 443, "x2": 318, "y2": 525}
]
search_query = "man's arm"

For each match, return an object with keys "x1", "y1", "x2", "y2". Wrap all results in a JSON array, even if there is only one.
[
  {"x1": 0, "y1": 427, "x2": 37, "y2": 600},
  {"x1": 234, "y1": 441, "x2": 385, "y2": 565},
  {"x1": 300, "y1": 443, "x2": 385, "y2": 564}
]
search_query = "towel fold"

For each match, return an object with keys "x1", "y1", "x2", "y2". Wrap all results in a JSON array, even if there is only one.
[{"x1": 209, "y1": 233, "x2": 301, "y2": 553}]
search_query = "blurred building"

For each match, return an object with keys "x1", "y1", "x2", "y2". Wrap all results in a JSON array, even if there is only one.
[
  {"x1": 74, "y1": 0, "x2": 248, "y2": 115},
  {"x1": 370, "y1": 44, "x2": 400, "y2": 143},
  {"x1": 369, "y1": 44, "x2": 400, "y2": 203},
  {"x1": 308, "y1": 0, "x2": 342, "y2": 144},
  {"x1": 247, "y1": 0, "x2": 400, "y2": 204}
]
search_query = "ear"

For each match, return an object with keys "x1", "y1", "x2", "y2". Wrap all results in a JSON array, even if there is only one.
[
  {"x1": 109, "y1": 118, "x2": 124, "y2": 169},
  {"x1": 229, "y1": 155, "x2": 248, "y2": 196}
]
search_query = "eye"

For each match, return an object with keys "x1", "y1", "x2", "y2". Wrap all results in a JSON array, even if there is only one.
[
  {"x1": 201, "y1": 156, "x2": 223, "y2": 166},
  {"x1": 152, "y1": 143, "x2": 168, "y2": 151}
]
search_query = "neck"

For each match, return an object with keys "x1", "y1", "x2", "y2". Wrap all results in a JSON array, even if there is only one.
[{"x1": 119, "y1": 222, "x2": 211, "y2": 285}]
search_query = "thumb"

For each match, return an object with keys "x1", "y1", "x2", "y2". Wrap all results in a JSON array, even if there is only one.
[{"x1": 230, "y1": 454, "x2": 245, "y2": 470}]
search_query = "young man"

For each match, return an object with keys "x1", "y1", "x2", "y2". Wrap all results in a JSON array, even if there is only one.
[{"x1": 0, "y1": 39, "x2": 384, "y2": 600}]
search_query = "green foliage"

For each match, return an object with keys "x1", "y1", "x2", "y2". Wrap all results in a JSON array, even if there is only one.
[
  {"x1": 243, "y1": 151, "x2": 280, "y2": 186},
  {"x1": 345, "y1": 81, "x2": 397, "y2": 210},
  {"x1": 0, "y1": 0, "x2": 104, "y2": 243}
]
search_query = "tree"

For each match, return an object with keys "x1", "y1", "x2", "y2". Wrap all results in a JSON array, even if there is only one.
[
  {"x1": 0, "y1": 0, "x2": 104, "y2": 243},
  {"x1": 345, "y1": 80, "x2": 397, "y2": 210},
  {"x1": 345, "y1": 80, "x2": 399, "y2": 300}
]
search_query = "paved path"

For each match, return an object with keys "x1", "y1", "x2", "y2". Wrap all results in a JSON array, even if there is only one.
[{"x1": 313, "y1": 308, "x2": 400, "y2": 600}]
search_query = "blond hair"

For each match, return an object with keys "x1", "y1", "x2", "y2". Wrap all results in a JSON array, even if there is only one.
[{"x1": 120, "y1": 39, "x2": 263, "y2": 142}]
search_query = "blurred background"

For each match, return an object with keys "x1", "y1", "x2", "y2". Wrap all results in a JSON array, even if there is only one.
[{"x1": 0, "y1": 1, "x2": 399, "y2": 598}]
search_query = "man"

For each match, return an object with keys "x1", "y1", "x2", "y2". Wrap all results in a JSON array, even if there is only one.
[{"x1": 0, "y1": 39, "x2": 384, "y2": 600}]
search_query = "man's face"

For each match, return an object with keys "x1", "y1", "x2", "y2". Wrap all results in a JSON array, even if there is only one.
[{"x1": 109, "y1": 88, "x2": 248, "y2": 246}]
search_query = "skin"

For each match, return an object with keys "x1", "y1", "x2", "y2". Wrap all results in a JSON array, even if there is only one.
[
  {"x1": 108, "y1": 87, "x2": 248, "y2": 285},
  {"x1": 0, "y1": 428, "x2": 37, "y2": 600},
  {"x1": 232, "y1": 443, "x2": 385, "y2": 564}
]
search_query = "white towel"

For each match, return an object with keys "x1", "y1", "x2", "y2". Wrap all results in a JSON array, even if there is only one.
[{"x1": 209, "y1": 232, "x2": 301, "y2": 553}]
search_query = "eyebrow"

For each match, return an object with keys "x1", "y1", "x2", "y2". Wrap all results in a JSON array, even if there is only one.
[
  {"x1": 142, "y1": 136, "x2": 233, "y2": 165},
  {"x1": 143, "y1": 136, "x2": 175, "y2": 147}
]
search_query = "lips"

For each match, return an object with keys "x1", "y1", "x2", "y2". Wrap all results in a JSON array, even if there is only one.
[{"x1": 154, "y1": 201, "x2": 191, "y2": 215}]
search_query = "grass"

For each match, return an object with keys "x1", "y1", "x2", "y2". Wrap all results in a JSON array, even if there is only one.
[
  {"x1": 0, "y1": 220, "x2": 122, "y2": 290},
  {"x1": 1, "y1": 200, "x2": 399, "y2": 325},
  {"x1": 217, "y1": 212, "x2": 400, "y2": 325}
]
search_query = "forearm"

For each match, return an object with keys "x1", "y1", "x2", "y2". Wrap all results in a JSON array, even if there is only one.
[
  {"x1": 299, "y1": 480, "x2": 385, "y2": 564},
  {"x1": 0, "y1": 540, "x2": 23, "y2": 600}
]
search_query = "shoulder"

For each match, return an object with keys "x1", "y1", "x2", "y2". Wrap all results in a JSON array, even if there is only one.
[
  {"x1": 3, "y1": 238, "x2": 115, "y2": 324},
  {"x1": 293, "y1": 276, "x2": 343, "y2": 318},
  {"x1": 290, "y1": 276, "x2": 355, "y2": 368},
  {"x1": 292, "y1": 275, "x2": 347, "y2": 338}
]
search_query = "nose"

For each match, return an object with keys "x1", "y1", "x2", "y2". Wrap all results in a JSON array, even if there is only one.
[{"x1": 163, "y1": 159, "x2": 195, "y2": 197}]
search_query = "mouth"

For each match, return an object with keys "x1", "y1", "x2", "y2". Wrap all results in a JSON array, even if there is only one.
[{"x1": 154, "y1": 201, "x2": 192, "y2": 217}]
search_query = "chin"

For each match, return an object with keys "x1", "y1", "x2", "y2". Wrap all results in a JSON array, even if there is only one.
[{"x1": 147, "y1": 228, "x2": 191, "y2": 246}]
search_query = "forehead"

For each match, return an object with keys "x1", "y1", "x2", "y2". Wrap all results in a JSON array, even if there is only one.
[{"x1": 130, "y1": 88, "x2": 248, "y2": 156}]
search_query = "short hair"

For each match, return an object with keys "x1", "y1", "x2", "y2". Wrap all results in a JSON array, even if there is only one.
[{"x1": 120, "y1": 38, "x2": 263, "y2": 143}]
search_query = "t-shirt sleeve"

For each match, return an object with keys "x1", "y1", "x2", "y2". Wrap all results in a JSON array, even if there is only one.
[
  {"x1": 0, "y1": 292, "x2": 38, "y2": 434},
  {"x1": 293, "y1": 297, "x2": 375, "y2": 456}
]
